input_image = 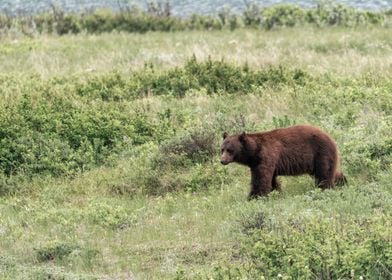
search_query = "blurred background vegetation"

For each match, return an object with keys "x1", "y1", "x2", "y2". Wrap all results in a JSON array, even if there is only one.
[{"x1": 0, "y1": 2, "x2": 391, "y2": 36}]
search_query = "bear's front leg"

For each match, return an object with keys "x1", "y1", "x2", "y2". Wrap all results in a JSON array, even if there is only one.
[{"x1": 248, "y1": 165, "x2": 273, "y2": 199}]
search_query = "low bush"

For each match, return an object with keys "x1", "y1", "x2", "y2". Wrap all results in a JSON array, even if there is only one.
[
  {"x1": 241, "y1": 217, "x2": 392, "y2": 278},
  {"x1": 87, "y1": 199, "x2": 136, "y2": 229},
  {"x1": 139, "y1": 128, "x2": 227, "y2": 195},
  {"x1": 35, "y1": 241, "x2": 79, "y2": 262},
  {"x1": 0, "y1": 93, "x2": 135, "y2": 177},
  {"x1": 159, "y1": 130, "x2": 217, "y2": 164},
  {"x1": 76, "y1": 57, "x2": 306, "y2": 98},
  {"x1": 243, "y1": 3, "x2": 386, "y2": 29}
]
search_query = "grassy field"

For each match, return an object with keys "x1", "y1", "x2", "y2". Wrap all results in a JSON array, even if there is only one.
[
  {"x1": 2, "y1": 28, "x2": 392, "y2": 77},
  {"x1": 0, "y1": 27, "x2": 391, "y2": 279}
]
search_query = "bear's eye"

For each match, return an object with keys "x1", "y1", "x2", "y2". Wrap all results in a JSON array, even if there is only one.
[
  {"x1": 220, "y1": 148, "x2": 224, "y2": 154},
  {"x1": 227, "y1": 149, "x2": 233, "y2": 154}
]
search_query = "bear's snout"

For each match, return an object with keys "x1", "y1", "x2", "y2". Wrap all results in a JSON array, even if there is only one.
[
  {"x1": 220, "y1": 155, "x2": 232, "y2": 165},
  {"x1": 220, "y1": 160, "x2": 229, "y2": 165},
  {"x1": 220, "y1": 146, "x2": 234, "y2": 165}
]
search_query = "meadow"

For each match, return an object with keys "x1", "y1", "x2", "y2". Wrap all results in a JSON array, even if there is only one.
[{"x1": 0, "y1": 23, "x2": 391, "y2": 279}]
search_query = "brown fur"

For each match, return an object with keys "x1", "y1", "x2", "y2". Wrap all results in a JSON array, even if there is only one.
[{"x1": 220, "y1": 125, "x2": 346, "y2": 199}]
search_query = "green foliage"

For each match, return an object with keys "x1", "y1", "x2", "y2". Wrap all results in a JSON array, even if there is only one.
[
  {"x1": 308, "y1": 3, "x2": 385, "y2": 27},
  {"x1": 32, "y1": 240, "x2": 100, "y2": 279},
  {"x1": 272, "y1": 115, "x2": 296, "y2": 128},
  {"x1": 241, "y1": 217, "x2": 391, "y2": 278},
  {"x1": 179, "y1": 57, "x2": 301, "y2": 95},
  {"x1": 244, "y1": 3, "x2": 386, "y2": 29},
  {"x1": 367, "y1": 139, "x2": 392, "y2": 169},
  {"x1": 193, "y1": 185, "x2": 392, "y2": 279},
  {"x1": 0, "y1": 54, "x2": 389, "y2": 193},
  {"x1": 0, "y1": 255, "x2": 98, "y2": 280},
  {"x1": 261, "y1": 4, "x2": 306, "y2": 29},
  {"x1": 0, "y1": 59, "x2": 306, "y2": 180},
  {"x1": 0, "y1": 173, "x2": 28, "y2": 196},
  {"x1": 159, "y1": 130, "x2": 217, "y2": 164},
  {"x1": 73, "y1": 58, "x2": 304, "y2": 99},
  {"x1": 0, "y1": 93, "x2": 135, "y2": 177},
  {"x1": 35, "y1": 241, "x2": 79, "y2": 262},
  {"x1": 87, "y1": 199, "x2": 135, "y2": 229},
  {"x1": 0, "y1": 3, "x2": 389, "y2": 36},
  {"x1": 134, "y1": 129, "x2": 228, "y2": 195}
]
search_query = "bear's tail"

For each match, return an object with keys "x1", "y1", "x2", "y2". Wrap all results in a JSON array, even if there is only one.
[{"x1": 334, "y1": 171, "x2": 347, "y2": 186}]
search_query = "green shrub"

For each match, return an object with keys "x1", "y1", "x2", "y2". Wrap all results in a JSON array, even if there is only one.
[
  {"x1": 139, "y1": 160, "x2": 229, "y2": 195},
  {"x1": 272, "y1": 115, "x2": 296, "y2": 128},
  {"x1": 87, "y1": 200, "x2": 135, "y2": 229},
  {"x1": 367, "y1": 139, "x2": 392, "y2": 169},
  {"x1": 142, "y1": 128, "x2": 226, "y2": 195},
  {"x1": 261, "y1": 5, "x2": 306, "y2": 30},
  {"x1": 343, "y1": 136, "x2": 392, "y2": 180},
  {"x1": 245, "y1": 3, "x2": 386, "y2": 29},
  {"x1": 35, "y1": 241, "x2": 79, "y2": 262},
  {"x1": 0, "y1": 94, "x2": 134, "y2": 176},
  {"x1": 72, "y1": 58, "x2": 307, "y2": 99},
  {"x1": 309, "y1": 3, "x2": 385, "y2": 27},
  {"x1": 242, "y1": 217, "x2": 392, "y2": 278},
  {"x1": 110, "y1": 127, "x2": 230, "y2": 196},
  {"x1": 0, "y1": 173, "x2": 28, "y2": 196},
  {"x1": 159, "y1": 130, "x2": 217, "y2": 164},
  {"x1": 141, "y1": 57, "x2": 306, "y2": 96}
]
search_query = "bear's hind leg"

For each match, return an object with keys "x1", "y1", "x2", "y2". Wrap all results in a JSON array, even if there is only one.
[{"x1": 314, "y1": 157, "x2": 335, "y2": 189}]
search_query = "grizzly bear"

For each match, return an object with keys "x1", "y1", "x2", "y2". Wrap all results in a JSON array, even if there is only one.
[{"x1": 220, "y1": 125, "x2": 346, "y2": 199}]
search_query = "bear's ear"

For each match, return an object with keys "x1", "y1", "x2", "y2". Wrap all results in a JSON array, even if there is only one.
[
  {"x1": 223, "y1": 132, "x2": 228, "y2": 140},
  {"x1": 239, "y1": 132, "x2": 247, "y2": 144}
]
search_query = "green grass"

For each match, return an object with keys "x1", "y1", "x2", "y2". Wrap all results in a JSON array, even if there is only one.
[
  {"x1": 1, "y1": 27, "x2": 392, "y2": 77},
  {"x1": 0, "y1": 27, "x2": 391, "y2": 279}
]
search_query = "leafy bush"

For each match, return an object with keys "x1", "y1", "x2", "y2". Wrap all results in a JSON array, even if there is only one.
[
  {"x1": 87, "y1": 200, "x2": 135, "y2": 229},
  {"x1": 106, "y1": 127, "x2": 229, "y2": 196},
  {"x1": 242, "y1": 217, "x2": 392, "y2": 278},
  {"x1": 142, "y1": 128, "x2": 227, "y2": 195},
  {"x1": 367, "y1": 139, "x2": 392, "y2": 169},
  {"x1": 73, "y1": 58, "x2": 306, "y2": 99},
  {"x1": 138, "y1": 57, "x2": 307, "y2": 97},
  {"x1": 308, "y1": 3, "x2": 385, "y2": 27},
  {"x1": 35, "y1": 241, "x2": 79, "y2": 262},
  {"x1": 261, "y1": 5, "x2": 306, "y2": 30},
  {"x1": 0, "y1": 94, "x2": 134, "y2": 176},
  {"x1": 343, "y1": 134, "x2": 392, "y2": 180},
  {"x1": 159, "y1": 130, "x2": 217, "y2": 164},
  {"x1": 0, "y1": 173, "x2": 27, "y2": 196},
  {"x1": 244, "y1": 3, "x2": 386, "y2": 29}
]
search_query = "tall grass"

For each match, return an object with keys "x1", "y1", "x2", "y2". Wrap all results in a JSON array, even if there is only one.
[{"x1": 2, "y1": 28, "x2": 392, "y2": 78}]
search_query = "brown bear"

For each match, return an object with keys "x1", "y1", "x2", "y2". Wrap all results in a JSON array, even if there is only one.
[{"x1": 220, "y1": 125, "x2": 346, "y2": 199}]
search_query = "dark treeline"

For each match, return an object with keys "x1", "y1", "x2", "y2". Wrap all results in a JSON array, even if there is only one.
[{"x1": 0, "y1": 2, "x2": 391, "y2": 36}]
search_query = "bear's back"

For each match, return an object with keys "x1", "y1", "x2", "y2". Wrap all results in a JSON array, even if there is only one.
[{"x1": 249, "y1": 125, "x2": 337, "y2": 175}]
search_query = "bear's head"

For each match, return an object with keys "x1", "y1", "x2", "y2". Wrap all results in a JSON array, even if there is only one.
[{"x1": 220, "y1": 132, "x2": 253, "y2": 165}]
